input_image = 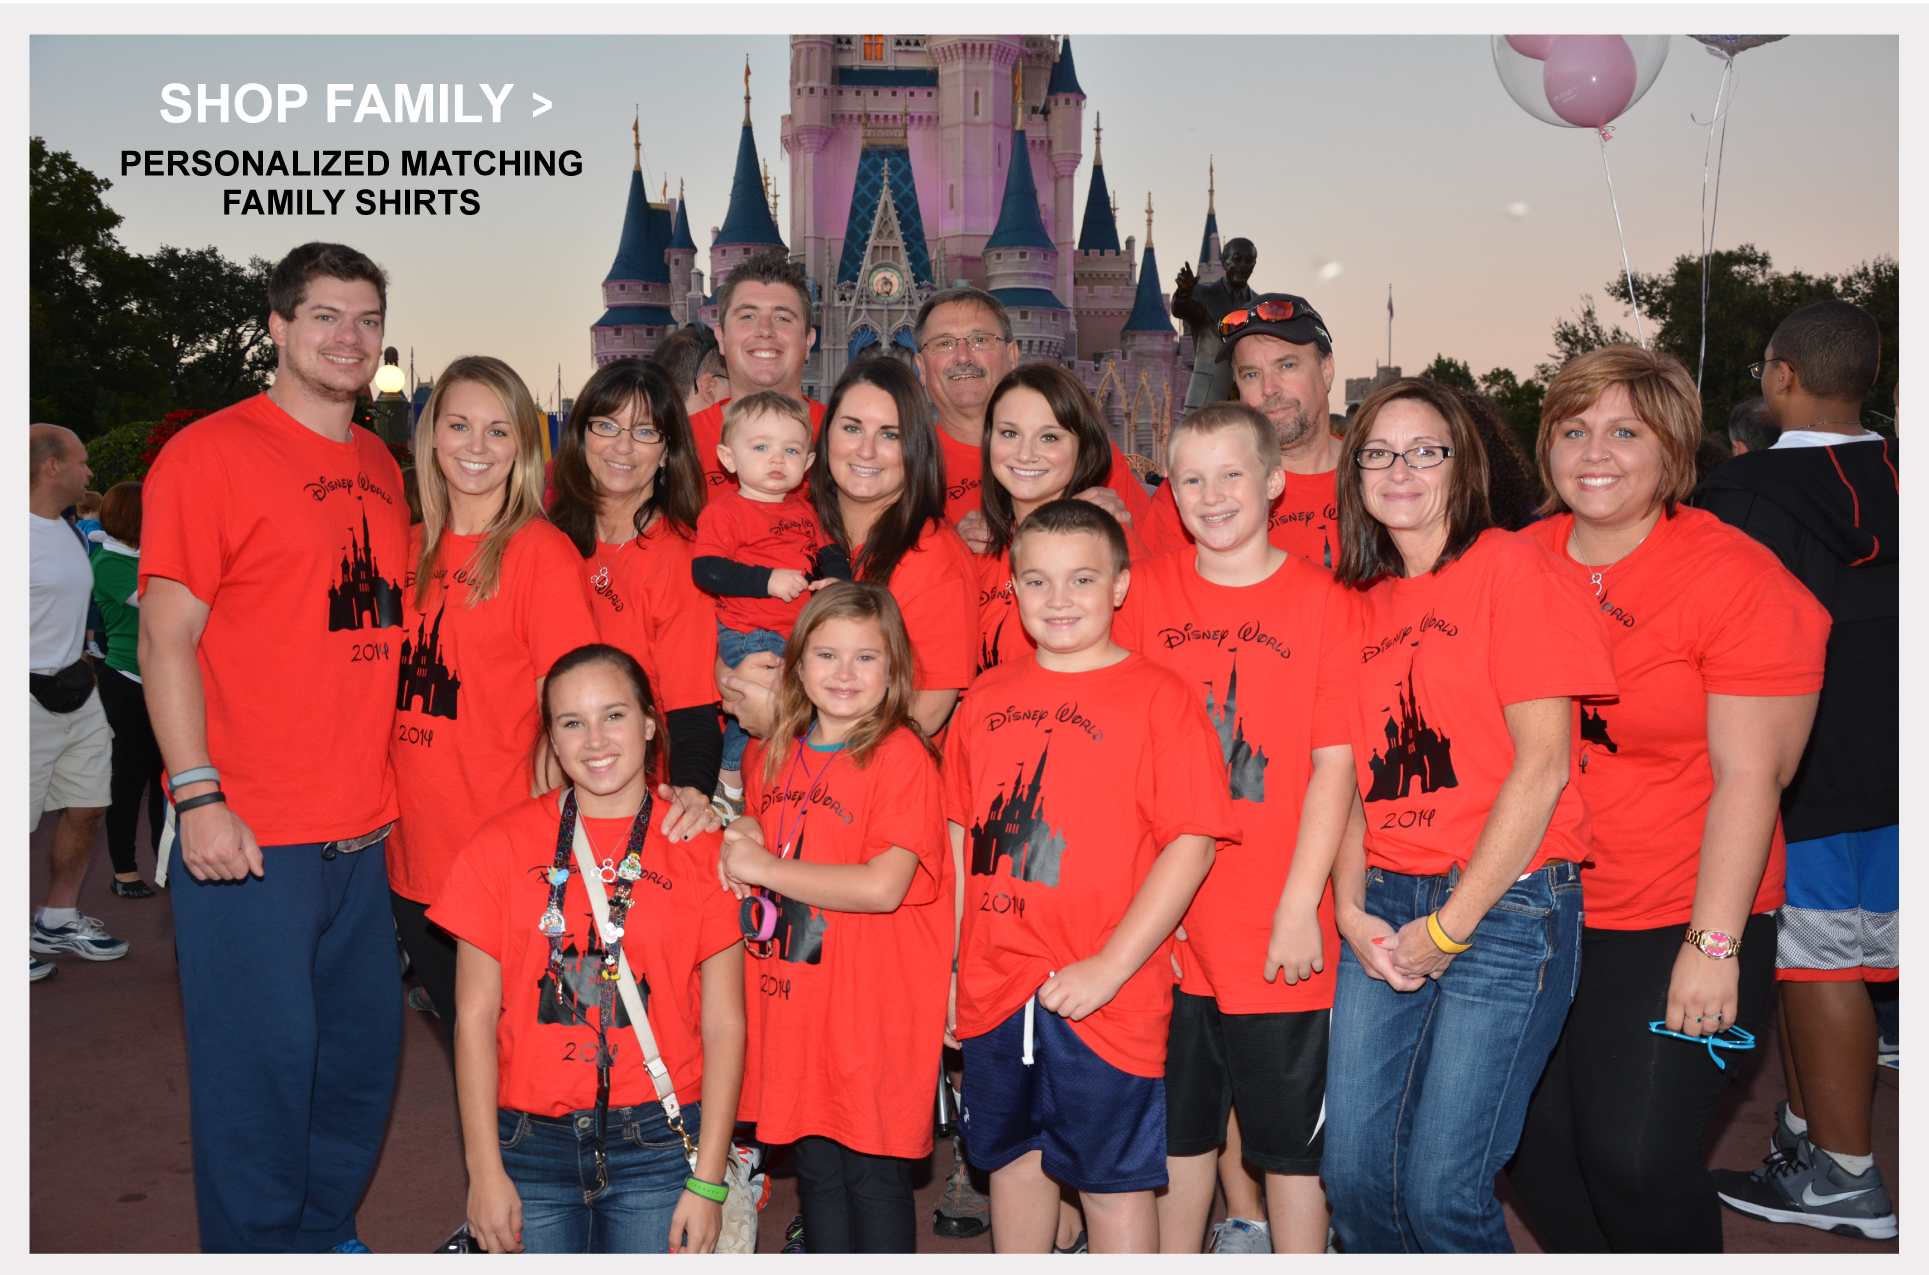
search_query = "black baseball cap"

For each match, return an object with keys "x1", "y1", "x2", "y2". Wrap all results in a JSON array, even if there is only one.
[{"x1": 1216, "y1": 293, "x2": 1333, "y2": 361}]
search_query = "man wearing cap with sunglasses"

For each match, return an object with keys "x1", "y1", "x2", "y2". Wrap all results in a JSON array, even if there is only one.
[{"x1": 1141, "y1": 294, "x2": 1345, "y2": 569}]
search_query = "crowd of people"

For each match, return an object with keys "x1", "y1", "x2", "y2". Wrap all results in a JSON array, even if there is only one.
[{"x1": 26, "y1": 238, "x2": 1897, "y2": 1254}]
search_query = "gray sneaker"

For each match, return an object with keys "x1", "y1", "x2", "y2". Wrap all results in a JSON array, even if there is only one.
[
  {"x1": 933, "y1": 1136, "x2": 991, "y2": 1239},
  {"x1": 1713, "y1": 1138, "x2": 1897, "y2": 1240},
  {"x1": 1208, "y1": 1217, "x2": 1273, "y2": 1253},
  {"x1": 30, "y1": 913, "x2": 129, "y2": 961},
  {"x1": 1769, "y1": 1099, "x2": 1804, "y2": 1164}
]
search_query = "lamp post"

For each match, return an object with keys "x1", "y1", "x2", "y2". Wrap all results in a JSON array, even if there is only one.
[{"x1": 373, "y1": 347, "x2": 409, "y2": 448}]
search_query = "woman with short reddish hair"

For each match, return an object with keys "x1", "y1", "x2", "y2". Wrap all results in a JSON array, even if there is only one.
[{"x1": 1508, "y1": 345, "x2": 1830, "y2": 1252}]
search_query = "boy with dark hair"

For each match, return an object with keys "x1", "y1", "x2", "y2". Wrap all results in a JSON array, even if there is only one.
[
  {"x1": 1114, "y1": 404, "x2": 1360, "y2": 1254},
  {"x1": 944, "y1": 499, "x2": 1240, "y2": 1253},
  {"x1": 1699, "y1": 299, "x2": 1898, "y2": 1240}
]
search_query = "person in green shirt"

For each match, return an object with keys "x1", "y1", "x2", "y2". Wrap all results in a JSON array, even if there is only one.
[{"x1": 90, "y1": 482, "x2": 162, "y2": 898}]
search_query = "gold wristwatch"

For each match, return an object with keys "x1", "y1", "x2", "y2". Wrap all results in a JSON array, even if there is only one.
[{"x1": 1685, "y1": 927, "x2": 1740, "y2": 959}]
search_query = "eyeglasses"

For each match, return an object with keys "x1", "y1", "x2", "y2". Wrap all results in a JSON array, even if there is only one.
[
  {"x1": 1219, "y1": 300, "x2": 1301, "y2": 337},
  {"x1": 1354, "y1": 445, "x2": 1455, "y2": 470},
  {"x1": 587, "y1": 420, "x2": 663, "y2": 445},
  {"x1": 1646, "y1": 1022, "x2": 1756, "y2": 1070},
  {"x1": 919, "y1": 331, "x2": 1003, "y2": 356},
  {"x1": 1747, "y1": 357, "x2": 1786, "y2": 380}
]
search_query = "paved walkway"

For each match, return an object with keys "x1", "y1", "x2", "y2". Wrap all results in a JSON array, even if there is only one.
[{"x1": 29, "y1": 817, "x2": 1898, "y2": 1253}]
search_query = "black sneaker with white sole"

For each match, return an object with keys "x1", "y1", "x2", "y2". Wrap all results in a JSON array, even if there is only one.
[{"x1": 1712, "y1": 1137, "x2": 1897, "y2": 1240}]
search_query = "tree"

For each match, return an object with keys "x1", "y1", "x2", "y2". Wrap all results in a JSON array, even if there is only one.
[
  {"x1": 1477, "y1": 367, "x2": 1546, "y2": 457},
  {"x1": 1600, "y1": 245, "x2": 1898, "y2": 434},
  {"x1": 143, "y1": 246, "x2": 276, "y2": 409},
  {"x1": 1535, "y1": 295, "x2": 1634, "y2": 386},
  {"x1": 1419, "y1": 355, "x2": 1476, "y2": 390}
]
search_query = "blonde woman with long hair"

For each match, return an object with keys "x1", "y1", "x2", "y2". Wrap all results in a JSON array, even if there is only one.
[{"x1": 389, "y1": 356, "x2": 601, "y2": 1046}]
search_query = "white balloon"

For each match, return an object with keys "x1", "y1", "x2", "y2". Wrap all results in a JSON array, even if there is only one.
[{"x1": 1492, "y1": 34, "x2": 1671, "y2": 129}]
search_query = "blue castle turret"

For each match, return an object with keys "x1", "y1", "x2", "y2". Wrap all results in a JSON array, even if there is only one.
[
  {"x1": 709, "y1": 58, "x2": 787, "y2": 296},
  {"x1": 591, "y1": 118, "x2": 677, "y2": 367},
  {"x1": 983, "y1": 65, "x2": 1067, "y2": 362}
]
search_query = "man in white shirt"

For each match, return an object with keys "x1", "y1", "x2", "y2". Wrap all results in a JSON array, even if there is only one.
[{"x1": 28, "y1": 424, "x2": 130, "y2": 981}]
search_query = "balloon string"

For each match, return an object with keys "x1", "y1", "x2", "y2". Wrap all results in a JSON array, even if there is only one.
[
  {"x1": 1695, "y1": 56, "x2": 1738, "y2": 393},
  {"x1": 1597, "y1": 127, "x2": 1647, "y2": 349}
]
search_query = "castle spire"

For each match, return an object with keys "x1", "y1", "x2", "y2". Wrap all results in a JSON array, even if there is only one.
[
  {"x1": 1198, "y1": 158, "x2": 1221, "y2": 266},
  {"x1": 631, "y1": 107, "x2": 640, "y2": 173},
  {"x1": 715, "y1": 59, "x2": 785, "y2": 250},
  {"x1": 985, "y1": 111, "x2": 1053, "y2": 252},
  {"x1": 1208, "y1": 156, "x2": 1215, "y2": 214},
  {"x1": 1094, "y1": 111, "x2": 1102, "y2": 165},
  {"x1": 1077, "y1": 114, "x2": 1120, "y2": 252},
  {"x1": 1046, "y1": 35, "x2": 1085, "y2": 98},
  {"x1": 1123, "y1": 199, "x2": 1174, "y2": 335},
  {"x1": 1145, "y1": 192, "x2": 1154, "y2": 249},
  {"x1": 743, "y1": 55, "x2": 752, "y2": 127}
]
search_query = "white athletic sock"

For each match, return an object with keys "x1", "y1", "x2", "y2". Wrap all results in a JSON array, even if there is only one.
[
  {"x1": 723, "y1": 784, "x2": 744, "y2": 799},
  {"x1": 1783, "y1": 1106, "x2": 1809, "y2": 1137},
  {"x1": 1818, "y1": 1146, "x2": 1875, "y2": 1177},
  {"x1": 36, "y1": 907, "x2": 78, "y2": 928}
]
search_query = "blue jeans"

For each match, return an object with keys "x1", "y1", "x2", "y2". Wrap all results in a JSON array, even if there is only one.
[
  {"x1": 1322, "y1": 860, "x2": 1583, "y2": 1253},
  {"x1": 498, "y1": 1101, "x2": 701, "y2": 1253},
  {"x1": 170, "y1": 838, "x2": 402, "y2": 1251},
  {"x1": 717, "y1": 623, "x2": 788, "y2": 773}
]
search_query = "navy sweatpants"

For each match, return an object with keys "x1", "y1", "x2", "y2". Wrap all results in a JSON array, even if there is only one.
[{"x1": 170, "y1": 839, "x2": 403, "y2": 1252}]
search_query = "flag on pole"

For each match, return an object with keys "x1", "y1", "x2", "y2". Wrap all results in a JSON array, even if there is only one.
[{"x1": 1387, "y1": 288, "x2": 1394, "y2": 320}]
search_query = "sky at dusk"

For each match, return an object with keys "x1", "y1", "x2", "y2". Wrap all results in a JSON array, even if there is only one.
[{"x1": 26, "y1": 15, "x2": 1900, "y2": 413}]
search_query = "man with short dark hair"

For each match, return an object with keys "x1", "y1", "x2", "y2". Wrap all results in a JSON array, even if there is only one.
[
  {"x1": 29, "y1": 424, "x2": 128, "y2": 981},
  {"x1": 911, "y1": 285, "x2": 1150, "y2": 540},
  {"x1": 690, "y1": 250, "x2": 821, "y2": 498},
  {"x1": 1700, "y1": 299, "x2": 1898, "y2": 1241},
  {"x1": 653, "y1": 322, "x2": 732, "y2": 418},
  {"x1": 1140, "y1": 293, "x2": 1345, "y2": 568},
  {"x1": 140, "y1": 241, "x2": 408, "y2": 1251},
  {"x1": 1728, "y1": 395, "x2": 1779, "y2": 455}
]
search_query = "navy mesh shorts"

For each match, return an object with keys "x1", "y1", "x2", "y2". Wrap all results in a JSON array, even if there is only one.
[{"x1": 959, "y1": 997, "x2": 1168, "y2": 1194}]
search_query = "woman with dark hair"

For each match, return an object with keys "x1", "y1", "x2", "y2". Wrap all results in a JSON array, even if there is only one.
[
  {"x1": 1320, "y1": 377, "x2": 1617, "y2": 1253},
  {"x1": 974, "y1": 363, "x2": 1145, "y2": 671},
  {"x1": 799, "y1": 358, "x2": 977, "y2": 735},
  {"x1": 547, "y1": 358, "x2": 724, "y2": 834},
  {"x1": 90, "y1": 481, "x2": 162, "y2": 897},
  {"x1": 1451, "y1": 387, "x2": 1542, "y2": 530},
  {"x1": 1508, "y1": 346, "x2": 1829, "y2": 1252},
  {"x1": 432, "y1": 643, "x2": 744, "y2": 1253}
]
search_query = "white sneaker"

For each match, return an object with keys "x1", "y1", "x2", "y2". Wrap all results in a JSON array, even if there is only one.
[
  {"x1": 30, "y1": 913, "x2": 129, "y2": 961},
  {"x1": 1209, "y1": 1218, "x2": 1272, "y2": 1254}
]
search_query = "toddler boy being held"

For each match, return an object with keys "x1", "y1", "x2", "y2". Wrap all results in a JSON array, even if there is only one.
[{"x1": 694, "y1": 391, "x2": 850, "y2": 799}]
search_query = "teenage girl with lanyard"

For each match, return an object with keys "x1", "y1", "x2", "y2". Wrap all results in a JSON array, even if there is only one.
[
  {"x1": 717, "y1": 582, "x2": 952, "y2": 1252},
  {"x1": 431, "y1": 644, "x2": 745, "y2": 1253}
]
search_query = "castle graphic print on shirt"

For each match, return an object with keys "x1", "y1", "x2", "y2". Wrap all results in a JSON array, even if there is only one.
[
  {"x1": 765, "y1": 823, "x2": 829, "y2": 966},
  {"x1": 1364, "y1": 655, "x2": 1458, "y2": 802},
  {"x1": 327, "y1": 503, "x2": 403, "y2": 631},
  {"x1": 968, "y1": 735, "x2": 1066, "y2": 886},
  {"x1": 535, "y1": 934, "x2": 643, "y2": 1029},
  {"x1": 396, "y1": 603, "x2": 461, "y2": 719},
  {"x1": 1205, "y1": 651, "x2": 1269, "y2": 802},
  {"x1": 1580, "y1": 706, "x2": 1619, "y2": 765}
]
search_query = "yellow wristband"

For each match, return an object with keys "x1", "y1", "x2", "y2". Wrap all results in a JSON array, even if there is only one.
[{"x1": 1427, "y1": 911, "x2": 1472, "y2": 954}]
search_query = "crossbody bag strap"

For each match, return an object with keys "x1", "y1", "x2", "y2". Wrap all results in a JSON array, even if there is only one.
[{"x1": 570, "y1": 813, "x2": 683, "y2": 1126}]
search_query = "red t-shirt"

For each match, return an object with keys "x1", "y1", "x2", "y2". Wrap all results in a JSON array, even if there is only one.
[
  {"x1": 974, "y1": 520, "x2": 1150, "y2": 675},
  {"x1": 1140, "y1": 468, "x2": 1341, "y2": 569},
  {"x1": 862, "y1": 521, "x2": 979, "y2": 693},
  {"x1": 690, "y1": 397, "x2": 828, "y2": 505},
  {"x1": 1113, "y1": 550, "x2": 1360, "y2": 1011},
  {"x1": 138, "y1": 394, "x2": 408, "y2": 845},
  {"x1": 693, "y1": 491, "x2": 832, "y2": 636},
  {"x1": 736, "y1": 728, "x2": 952, "y2": 1157},
  {"x1": 1523, "y1": 509, "x2": 1831, "y2": 929},
  {"x1": 938, "y1": 427, "x2": 1155, "y2": 531},
  {"x1": 943, "y1": 653, "x2": 1242, "y2": 1076},
  {"x1": 430, "y1": 796, "x2": 741, "y2": 1115},
  {"x1": 1350, "y1": 529, "x2": 1618, "y2": 877},
  {"x1": 586, "y1": 519, "x2": 719, "y2": 714},
  {"x1": 388, "y1": 520, "x2": 602, "y2": 905}
]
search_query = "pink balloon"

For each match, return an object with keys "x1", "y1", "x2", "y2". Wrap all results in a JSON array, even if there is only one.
[
  {"x1": 1542, "y1": 35, "x2": 1638, "y2": 128},
  {"x1": 1505, "y1": 35, "x2": 1559, "y2": 60}
]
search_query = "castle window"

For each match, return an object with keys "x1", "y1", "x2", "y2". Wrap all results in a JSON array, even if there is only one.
[
  {"x1": 1020, "y1": 311, "x2": 1030, "y2": 321},
  {"x1": 949, "y1": 184, "x2": 955, "y2": 210},
  {"x1": 862, "y1": 34, "x2": 884, "y2": 61},
  {"x1": 1019, "y1": 251, "x2": 1027, "y2": 260},
  {"x1": 974, "y1": 90, "x2": 980, "y2": 117}
]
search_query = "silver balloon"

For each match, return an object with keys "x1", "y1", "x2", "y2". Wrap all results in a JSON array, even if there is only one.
[{"x1": 1689, "y1": 34, "x2": 1788, "y2": 58}]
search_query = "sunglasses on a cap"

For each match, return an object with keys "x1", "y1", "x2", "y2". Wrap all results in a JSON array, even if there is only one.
[{"x1": 1219, "y1": 300, "x2": 1308, "y2": 338}]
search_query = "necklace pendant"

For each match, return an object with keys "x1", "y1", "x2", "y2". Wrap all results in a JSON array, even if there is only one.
[
  {"x1": 590, "y1": 564, "x2": 609, "y2": 590},
  {"x1": 598, "y1": 857, "x2": 617, "y2": 884}
]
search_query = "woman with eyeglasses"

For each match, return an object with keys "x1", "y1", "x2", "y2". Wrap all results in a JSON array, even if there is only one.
[
  {"x1": 432, "y1": 643, "x2": 745, "y2": 1253},
  {"x1": 1506, "y1": 347, "x2": 1828, "y2": 1252},
  {"x1": 548, "y1": 359, "x2": 725, "y2": 840},
  {"x1": 388, "y1": 357, "x2": 602, "y2": 1044},
  {"x1": 1319, "y1": 377, "x2": 1617, "y2": 1253}
]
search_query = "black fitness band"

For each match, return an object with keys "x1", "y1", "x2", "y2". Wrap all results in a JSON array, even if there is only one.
[{"x1": 173, "y1": 791, "x2": 228, "y2": 815}]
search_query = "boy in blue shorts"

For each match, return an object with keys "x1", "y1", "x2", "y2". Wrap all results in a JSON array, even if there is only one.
[{"x1": 943, "y1": 500, "x2": 1241, "y2": 1253}]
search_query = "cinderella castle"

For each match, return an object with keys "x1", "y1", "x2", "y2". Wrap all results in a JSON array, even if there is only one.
[{"x1": 591, "y1": 34, "x2": 1228, "y2": 468}]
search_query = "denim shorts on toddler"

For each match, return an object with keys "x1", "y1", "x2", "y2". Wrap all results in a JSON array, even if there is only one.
[{"x1": 959, "y1": 994, "x2": 1167, "y2": 1194}]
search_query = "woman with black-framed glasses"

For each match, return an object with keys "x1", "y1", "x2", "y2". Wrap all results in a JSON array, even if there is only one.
[
  {"x1": 1320, "y1": 377, "x2": 1617, "y2": 1253},
  {"x1": 548, "y1": 360, "x2": 725, "y2": 839}
]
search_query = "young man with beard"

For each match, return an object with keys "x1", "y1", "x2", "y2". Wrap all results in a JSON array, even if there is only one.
[
  {"x1": 689, "y1": 251, "x2": 822, "y2": 501},
  {"x1": 140, "y1": 242, "x2": 408, "y2": 1251},
  {"x1": 1140, "y1": 295, "x2": 1345, "y2": 570}
]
